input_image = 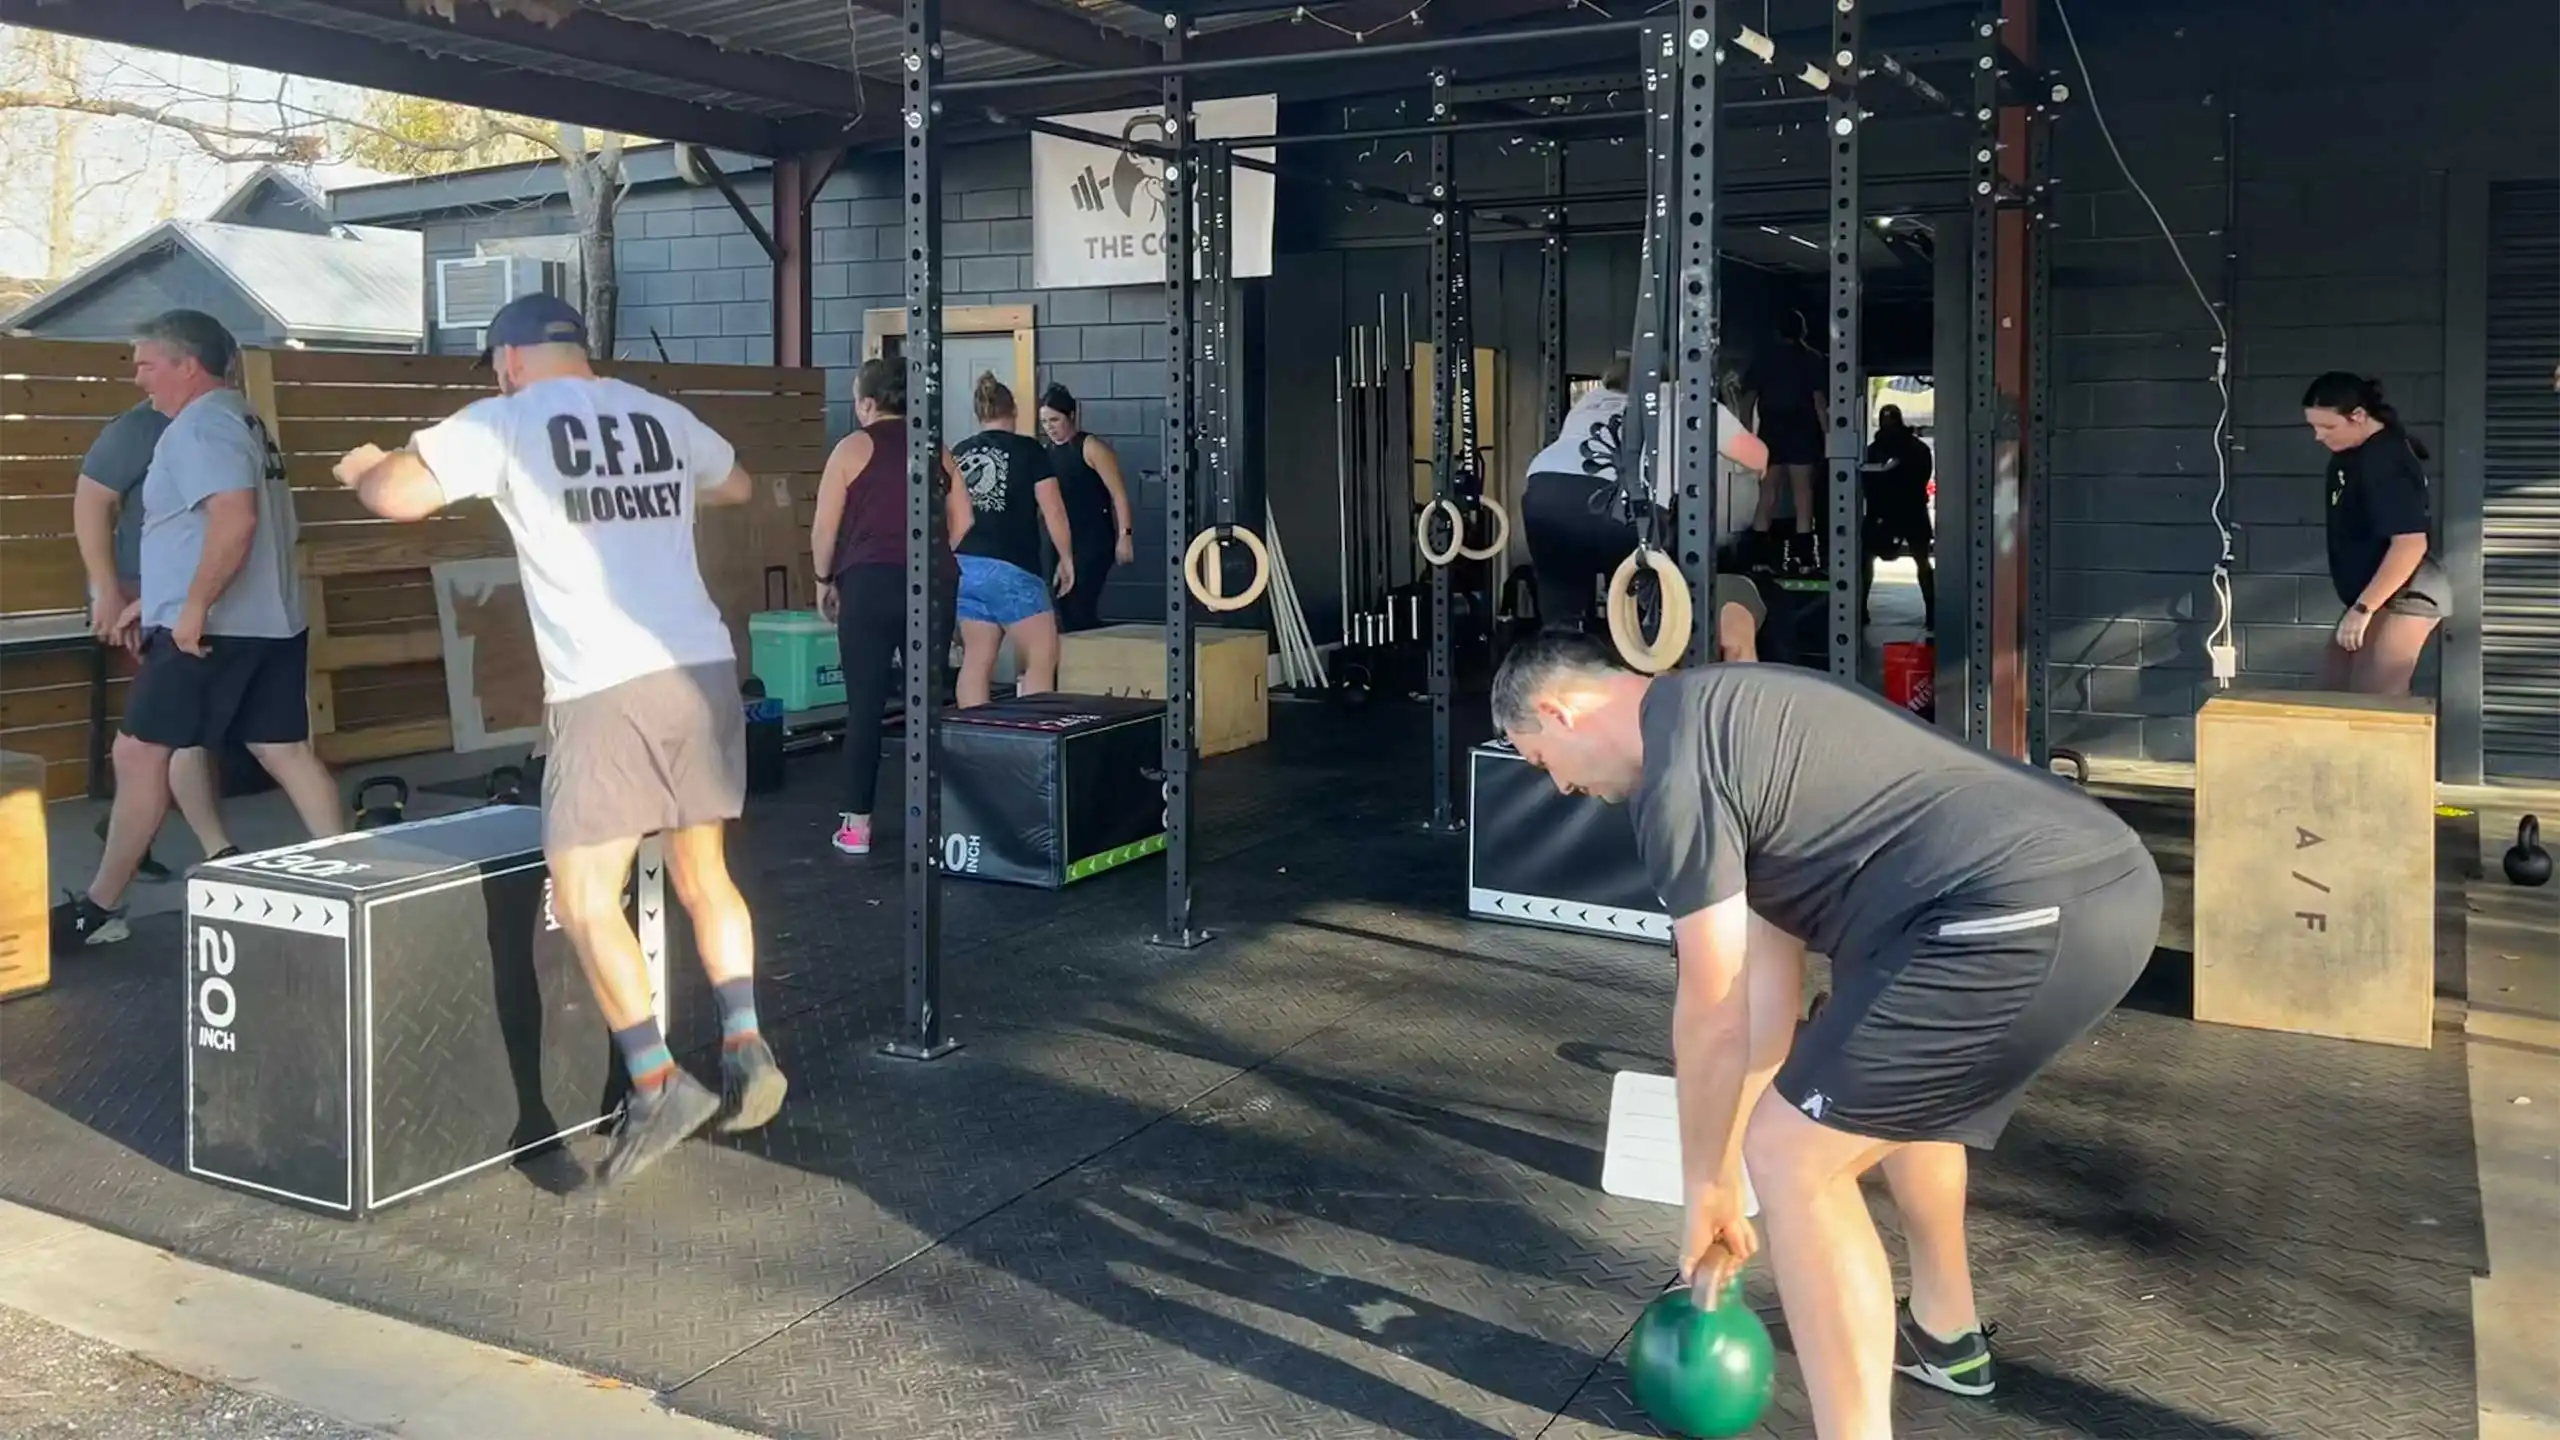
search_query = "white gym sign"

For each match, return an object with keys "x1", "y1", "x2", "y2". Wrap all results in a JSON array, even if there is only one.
[{"x1": 1029, "y1": 94, "x2": 1278, "y2": 291}]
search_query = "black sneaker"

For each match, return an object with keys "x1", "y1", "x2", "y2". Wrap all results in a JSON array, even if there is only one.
[
  {"x1": 206, "y1": 847, "x2": 242, "y2": 862},
  {"x1": 1894, "y1": 1298, "x2": 1997, "y2": 1397},
  {"x1": 597, "y1": 1070, "x2": 720, "y2": 1187},
  {"x1": 49, "y1": 892, "x2": 129, "y2": 948},
  {"x1": 717, "y1": 1036, "x2": 789, "y2": 1134},
  {"x1": 92, "y1": 817, "x2": 170, "y2": 885}
]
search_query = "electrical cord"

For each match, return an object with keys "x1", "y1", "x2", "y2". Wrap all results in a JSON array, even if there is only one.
[{"x1": 2052, "y1": 0, "x2": 2240, "y2": 685}]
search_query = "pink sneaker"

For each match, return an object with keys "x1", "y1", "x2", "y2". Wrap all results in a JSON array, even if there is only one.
[{"x1": 832, "y1": 815, "x2": 871, "y2": 855}]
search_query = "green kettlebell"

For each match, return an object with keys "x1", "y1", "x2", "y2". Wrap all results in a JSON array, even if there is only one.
[{"x1": 1627, "y1": 1277, "x2": 1776, "y2": 1439}]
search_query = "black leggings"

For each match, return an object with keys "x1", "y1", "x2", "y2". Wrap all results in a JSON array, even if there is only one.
[
  {"x1": 1055, "y1": 509, "x2": 1118, "y2": 633},
  {"x1": 834, "y1": 562, "x2": 955, "y2": 816},
  {"x1": 1522, "y1": 470, "x2": 1642, "y2": 635}
]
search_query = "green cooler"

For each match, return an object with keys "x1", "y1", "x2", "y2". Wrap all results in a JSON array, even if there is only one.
[{"x1": 748, "y1": 610, "x2": 844, "y2": 713}]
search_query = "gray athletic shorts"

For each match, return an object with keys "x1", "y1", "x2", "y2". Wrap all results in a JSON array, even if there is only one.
[{"x1": 541, "y1": 661, "x2": 746, "y2": 851}]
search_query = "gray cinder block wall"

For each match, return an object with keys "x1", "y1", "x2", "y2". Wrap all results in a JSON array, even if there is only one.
[{"x1": 2038, "y1": 0, "x2": 2556, "y2": 762}]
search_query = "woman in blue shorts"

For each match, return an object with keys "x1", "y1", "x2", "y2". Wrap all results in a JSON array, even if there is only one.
[{"x1": 950, "y1": 372, "x2": 1078, "y2": 707}]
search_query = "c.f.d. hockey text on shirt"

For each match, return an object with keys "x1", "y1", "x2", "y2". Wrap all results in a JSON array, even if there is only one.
[{"x1": 548, "y1": 411, "x2": 687, "y2": 525}]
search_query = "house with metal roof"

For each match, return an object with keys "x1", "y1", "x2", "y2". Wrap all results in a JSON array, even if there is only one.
[{"x1": 3, "y1": 167, "x2": 424, "y2": 352}]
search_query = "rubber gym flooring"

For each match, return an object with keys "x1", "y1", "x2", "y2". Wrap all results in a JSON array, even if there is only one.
[{"x1": 0, "y1": 704, "x2": 2485, "y2": 1439}]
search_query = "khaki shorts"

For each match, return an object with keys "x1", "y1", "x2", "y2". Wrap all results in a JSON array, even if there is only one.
[{"x1": 541, "y1": 662, "x2": 746, "y2": 850}]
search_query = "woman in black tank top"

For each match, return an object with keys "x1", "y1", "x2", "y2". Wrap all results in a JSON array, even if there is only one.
[{"x1": 1037, "y1": 383, "x2": 1132, "y2": 633}]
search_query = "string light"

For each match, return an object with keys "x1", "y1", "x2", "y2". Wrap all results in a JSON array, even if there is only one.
[{"x1": 1260, "y1": 2, "x2": 1433, "y2": 43}]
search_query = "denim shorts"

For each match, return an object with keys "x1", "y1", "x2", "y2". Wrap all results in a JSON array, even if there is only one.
[{"x1": 957, "y1": 554, "x2": 1052, "y2": 627}]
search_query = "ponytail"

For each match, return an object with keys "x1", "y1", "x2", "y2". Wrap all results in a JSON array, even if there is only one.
[{"x1": 2302, "y1": 370, "x2": 2428, "y2": 459}]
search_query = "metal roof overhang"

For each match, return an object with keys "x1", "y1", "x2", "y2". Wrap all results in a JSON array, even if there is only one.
[{"x1": 0, "y1": 0, "x2": 1644, "y2": 160}]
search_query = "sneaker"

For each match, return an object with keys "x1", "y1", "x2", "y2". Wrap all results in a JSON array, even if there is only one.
[
  {"x1": 49, "y1": 892, "x2": 129, "y2": 948},
  {"x1": 1894, "y1": 1297, "x2": 1998, "y2": 1397},
  {"x1": 206, "y1": 847, "x2": 242, "y2": 862},
  {"x1": 596, "y1": 1069, "x2": 720, "y2": 1188},
  {"x1": 91, "y1": 816, "x2": 170, "y2": 886},
  {"x1": 718, "y1": 1035, "x2": 790, "y2": 1134},
  {"x1": 831, "y1": 815, "x2": 871, "y2": 855}
]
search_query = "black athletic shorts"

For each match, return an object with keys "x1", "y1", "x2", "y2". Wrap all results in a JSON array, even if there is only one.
[
  {"x1": 1761, "y1": 409, "x2": 1826, "y2": 468},
  {"x1": 121, "y1": 627, "x2": 312, "y2": 750},
  {"x1": 1774, "y1": 847, "x2": 2163, "y2": 1149}
]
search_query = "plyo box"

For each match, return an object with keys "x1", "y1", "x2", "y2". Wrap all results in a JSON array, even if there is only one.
[
  {"x1": 186, "y1": 807, "x2": 669, "y2": 1216},
  {"x1": 0, "y1": 749, "x2": 48, "y2": 1002},
  {"x1": 1059, "y1": 624, "x2": 1268, "y2": 757},
  {"x1": 2194, "y1": 691, "x2": 2437, "y2": 1049},
  {"x1": 1467, "y1": 741, "x2": 1669, "y2": 943},
  {"x1": 938, "y1": 693, "x2": 1167, "y2": 889}
]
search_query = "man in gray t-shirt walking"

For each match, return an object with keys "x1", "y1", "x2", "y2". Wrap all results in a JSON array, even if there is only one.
[
  {"x1": 52, "y1": 311, "x2": 344, "y2": 950},
  {"x1": 1491, "y1": 633, "x2": 2159, "y2": 1439},
  {"x1": 74, "y1": 400, "x2": 247, "y2": 877}
]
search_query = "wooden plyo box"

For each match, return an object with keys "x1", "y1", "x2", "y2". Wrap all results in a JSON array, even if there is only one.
[
  {"x1": 1058, "y1": 625, "x2": 1268, "y2": 757},
  {"x1": 2194, "y1": 691, "x2": 2437, "y2": 1049},
  {"x1": 0, "y1": 749, "x2": 51, "y2": 1002}
]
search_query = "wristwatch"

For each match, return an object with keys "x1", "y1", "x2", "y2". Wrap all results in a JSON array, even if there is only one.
[{"x1": 2350, "y1": 601, "x2": 2371, "y2": 614}]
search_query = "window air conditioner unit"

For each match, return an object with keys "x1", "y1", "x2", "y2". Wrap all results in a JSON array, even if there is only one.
[{"x1": 436, "y1": 255, "x2": 517, "y2": 329}]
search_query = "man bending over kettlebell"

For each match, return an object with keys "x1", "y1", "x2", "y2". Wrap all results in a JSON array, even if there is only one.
[{"x1": 1491, "y1": 633, "x2": 2160, "y2": 1439}]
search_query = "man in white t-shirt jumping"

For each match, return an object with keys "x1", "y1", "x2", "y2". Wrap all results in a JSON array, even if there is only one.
[{"x1": 331, "y1": 295, "x2": 784, "y2": 1188}]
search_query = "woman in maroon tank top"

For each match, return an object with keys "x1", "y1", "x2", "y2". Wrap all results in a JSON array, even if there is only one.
[{"x1": 808, "y1": 358, "x2": 971, "y2": 855}]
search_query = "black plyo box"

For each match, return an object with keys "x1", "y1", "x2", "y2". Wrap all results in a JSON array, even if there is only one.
[
  {"x1": 938, "y1": 693, "x2": 1166, "y2": 889},
  {"x1": 184, "y1": 806, "x2": 670, "y2": 1217},
  {"x1": 1466, "y1": 741, "x2": 1670, "y2": 942}
]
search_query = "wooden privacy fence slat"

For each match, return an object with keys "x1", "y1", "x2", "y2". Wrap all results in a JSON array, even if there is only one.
[
  {"x1": 2, "y1": 378, "x2": 144, "y2": 417},
  {"x1": 5, "y1": 337, "x2": 831, "y2": 797},
  {"x1": 0, "y1": 458, "x2": 83, "y2": 496},
  {"x1": 4, "y1": 421, "x2": 114, "y2": 460},
  {"x1": 270, "y1": 384, "x2": 495, "y2": 420},
  {"x1": 0, "y1": 539, "x2": 85, "y2": 613},
  {"x1": 0, "y1": 337, "x2": 132, "y2": 379},
  {"x1": 0, "y1": 498, "x2": 74, "y2": 538},
  {"x1": 0, "y1": 678, "x2": 126, "y2": 731}
]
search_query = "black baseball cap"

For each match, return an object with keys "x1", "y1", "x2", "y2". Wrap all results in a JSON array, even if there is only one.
[{"x1": 476, "y1": 293, "x2": 589, "y2": 367}]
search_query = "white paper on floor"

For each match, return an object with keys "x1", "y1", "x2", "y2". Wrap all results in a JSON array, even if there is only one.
[{"x1": 1601, "y1": 1070, "x2": 1759, "y2": 1216}]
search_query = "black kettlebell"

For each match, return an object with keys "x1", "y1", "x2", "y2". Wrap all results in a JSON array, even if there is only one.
[
  {"x1": 2503, "y1": 815, "x2": 2552, "y2": 888},
  {"x1": 485, "y1": 765, "x2": 526, "y2": 807},
  {"x1": 355, "y1": 775, "x2": 409, "y2": 830}
]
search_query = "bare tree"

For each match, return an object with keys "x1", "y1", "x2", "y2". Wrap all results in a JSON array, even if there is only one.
[{"x1": 0, "y1": 12, "x2": 636, "y2": 355}]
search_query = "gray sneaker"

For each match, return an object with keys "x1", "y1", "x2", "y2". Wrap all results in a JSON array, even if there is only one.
[
  {"x1": 597, "y1": 1070, "x2": 720, "y2": 1187},
  {"x1": 718, "y1": 1036, "x2": 789, "y2": 1134}
]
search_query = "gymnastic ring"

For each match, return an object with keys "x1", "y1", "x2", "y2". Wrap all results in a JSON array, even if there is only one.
[
  {"x1": 1454, "y1": 497, "x2": 1511, "y2": 562},
  {"x1": 1182, "y1": 524, "x2": 1272, "y2": 612},
  {"x1": 1607, "y1": 546, "x2": 1692, "y2": 674},
  {"x1": 1415, "y1": 498, "x2": 1466, "y2": 568}
]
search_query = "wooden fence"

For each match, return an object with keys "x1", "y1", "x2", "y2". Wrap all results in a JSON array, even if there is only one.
[{"x1": 1, "y1": 336, "x2": 827, "y2": 800}]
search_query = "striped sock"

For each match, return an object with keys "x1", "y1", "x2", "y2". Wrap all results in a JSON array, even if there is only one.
[
  {"x1": 715, "y1": 979, "x2": 760, "y2": 1051},
  {"x1": 612, "y1": 1019, "x2": 676, "y2": 1093}
]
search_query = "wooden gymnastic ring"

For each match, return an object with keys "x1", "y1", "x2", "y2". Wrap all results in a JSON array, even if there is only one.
[
  {"x1": 1415, "y1": 498, "x2": 1466, "y2": 568},
  {"x1": 1607, "y1": 547, "x2": 1692, "y2": 674},
  {"x1": 1182, "y1": 524, "x2": 1272, "y2": 612},
  {"x1": 1454, "y1": 497, "x2": 1511, "y2": 562}
]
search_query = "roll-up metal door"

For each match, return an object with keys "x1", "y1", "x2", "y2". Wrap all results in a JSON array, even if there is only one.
[{"x1": 2483, "y1": 182, "x2": 2559, "y2": 780}]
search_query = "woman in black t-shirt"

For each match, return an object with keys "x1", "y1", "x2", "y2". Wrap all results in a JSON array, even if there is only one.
[
  {"x1": 1036, "y1": 383, "x2": 1133, "y2": 633},
  {"x1": 2302, "y1": 372, "x2": 2452, "y2": 696},
  {"x1": 951, "y1": 372, "x2": 1077, "y2": 707}
]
